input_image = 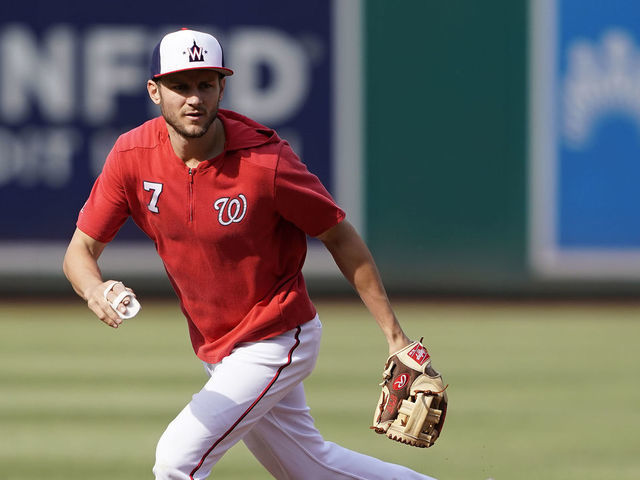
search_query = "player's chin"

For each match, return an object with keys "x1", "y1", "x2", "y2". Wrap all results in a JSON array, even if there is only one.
[
  {"x1": 183, "y1": 116, "x2": 214, "y2": 137},
  {"x1": 178, "y1": 124, "x2": 209, "y2": 139}
]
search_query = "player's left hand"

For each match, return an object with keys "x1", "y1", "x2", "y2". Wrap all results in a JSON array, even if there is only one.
[{"x1": 371, "y1": 339, "x2": 448, "y2": 448}]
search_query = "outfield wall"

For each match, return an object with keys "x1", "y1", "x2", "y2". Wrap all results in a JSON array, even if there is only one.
[
  {"x1": 364, "y1": 0, "x2": 640, "y2": 295},
  {"x1": 2, "y1": 0, "x2": 640, "y2": 295},
  {"x1": 365, "y1": 0, "x2": 529, "y2": 293}
]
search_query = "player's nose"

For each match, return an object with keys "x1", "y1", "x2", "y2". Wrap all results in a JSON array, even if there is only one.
[{"x1": 186, "y1": 92, "x2": 204, "y2": 106}]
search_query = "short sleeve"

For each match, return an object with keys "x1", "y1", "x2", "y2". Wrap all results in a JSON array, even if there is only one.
[
  {"x1": 76, "y1": 147, "x2": 130, "y2": 243},
  {"x1": 274, "y1": 142, "x2": 345, "y2": 237}
]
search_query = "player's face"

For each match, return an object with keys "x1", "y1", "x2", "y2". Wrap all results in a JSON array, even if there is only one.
[{"x1": 149, "y1": 70, "x2": 225, "y2": 139}]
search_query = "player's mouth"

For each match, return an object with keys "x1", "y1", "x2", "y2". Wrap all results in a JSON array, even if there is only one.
[{"x1": 184, "y1": 110, "x2": 206, "y2": 119}]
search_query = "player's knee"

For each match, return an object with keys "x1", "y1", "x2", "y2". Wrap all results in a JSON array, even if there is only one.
[
  {"x1": 154, "y1": 441, "x2": 193, "y2": 480},
  {"x1": 153, "y1": 461, "x2": 190, "y2": 480}
]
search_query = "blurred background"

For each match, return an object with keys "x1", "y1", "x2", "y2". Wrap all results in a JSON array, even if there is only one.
[
  {"x1": 3, "y1": 0, "x2": 640, "y2": 298},
  {"x1": 2, "y1": 2, "x2": 640, "y2": 480},
  {"x1": 2, "y1": 0, "x2": 640, "y2": 298}
]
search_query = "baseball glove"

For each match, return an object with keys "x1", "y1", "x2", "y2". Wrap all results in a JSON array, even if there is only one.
[{"x1": 371, "y1": 339, "x2": 447, "y2": 448}]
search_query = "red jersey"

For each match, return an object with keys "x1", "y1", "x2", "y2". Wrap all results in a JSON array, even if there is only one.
[{"x1": 77, "y1": 109, "x2": 345, "y2": 363}]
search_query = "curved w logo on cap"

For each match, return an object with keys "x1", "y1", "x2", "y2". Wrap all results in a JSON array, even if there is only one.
[{"x1": 188, "y1": 40, "x2": 205, "y2": 62}]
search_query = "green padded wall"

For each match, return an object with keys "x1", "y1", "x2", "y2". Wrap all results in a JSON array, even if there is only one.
[{"x1": 364, "y1": 0, "x2": 529, "y2": 292}]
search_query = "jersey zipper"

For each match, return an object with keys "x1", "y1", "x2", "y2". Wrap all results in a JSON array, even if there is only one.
[{"x1": 188, "y1": 168, "x2": 194, "y2": 223}]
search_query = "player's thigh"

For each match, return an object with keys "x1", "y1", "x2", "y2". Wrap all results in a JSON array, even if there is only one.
[
  {"x1": 243, "y1": 382, "x2": 327, "y2": 473},
  {"x1": 155, "y1": 317, "x2": 322, "y2": 474}
]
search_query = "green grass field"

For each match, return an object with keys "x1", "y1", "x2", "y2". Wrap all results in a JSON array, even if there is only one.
[{"x1": 1, "y1": 298, "x2": 639, "y2": 480}]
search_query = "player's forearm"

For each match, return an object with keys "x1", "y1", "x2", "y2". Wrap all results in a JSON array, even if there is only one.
[
  {"x1": 63, "y1": 229, "x2": 136, "y2": 328},
  {"x1": 351, "y1": 261, "x2": 408, "y2": 347},
  {"x1": 63, "y1": 243, "x2": 105, "y2": 300},
  {"x1": 318, "y1": 221, "x2": 410, "y2": 351},
  {"x1": 63, "y1": 230, "x2": 107, "y2": 300}
]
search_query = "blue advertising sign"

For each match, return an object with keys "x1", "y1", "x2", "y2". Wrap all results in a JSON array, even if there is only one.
[
  {"x1": 0, "y1": 0, "x2": 362, "y2": 276},
  {"x1": 530, "y1": 0, "x2": 640, "y2": 278}
]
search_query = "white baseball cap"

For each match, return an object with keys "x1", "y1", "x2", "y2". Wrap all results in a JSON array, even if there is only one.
[{"x1": 150, "y1": 28, "x2": 234, "y2": 79}]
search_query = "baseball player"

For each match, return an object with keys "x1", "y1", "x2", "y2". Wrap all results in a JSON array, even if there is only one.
[{"x1": 63, "y1": 28, "x2": 438, "y2": 480}]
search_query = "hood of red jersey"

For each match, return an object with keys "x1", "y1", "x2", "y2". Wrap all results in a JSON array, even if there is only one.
[{"x1": 217, "y1": 109, "x2": 281, "y2": 152}]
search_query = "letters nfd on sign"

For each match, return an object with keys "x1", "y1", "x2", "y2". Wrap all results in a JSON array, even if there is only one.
[{"x1": 0, "y1": 25, "x2": 312, "y2": 191}]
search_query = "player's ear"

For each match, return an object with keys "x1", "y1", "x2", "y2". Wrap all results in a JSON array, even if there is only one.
[{"x1": 147, "y1": 79, "x2": 162, "y2": 105}]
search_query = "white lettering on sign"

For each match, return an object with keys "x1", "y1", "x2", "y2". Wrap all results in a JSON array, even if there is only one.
[
  {"x1": 0, "y1": 127, "x2": 79, "y2": 188},
  {"x1": 0, "y1": 23, "x2": 318, "y2": 188},
  {"x1": 227, "y1": 28, "x2": 310, "y2": 124},
  {"x1": 0, "y1": 24, "x2": 316, "y2": 128},
  {"x1": 0, "y1": 24, "x2": 75, "y2": 123},
  {"x1": 564, "y1": 29, "x2": 640, "y2": 150},
  {"x1": 84, "y1": 26, "x2": 149, "y2": 125}
]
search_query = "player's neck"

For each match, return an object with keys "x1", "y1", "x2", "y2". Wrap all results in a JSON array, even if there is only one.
[{"x1": 169, "y1": 118, "x2": 225, "y2": 169}]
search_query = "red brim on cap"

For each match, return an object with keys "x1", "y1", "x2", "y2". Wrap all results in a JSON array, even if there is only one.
[{"x1": 152, "y1": 66, "x2": 234, "y2": 79}]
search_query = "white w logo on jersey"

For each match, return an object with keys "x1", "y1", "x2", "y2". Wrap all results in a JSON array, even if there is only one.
[{"x1": 214, "y1": 194, "x2": 247, "y2": 226}]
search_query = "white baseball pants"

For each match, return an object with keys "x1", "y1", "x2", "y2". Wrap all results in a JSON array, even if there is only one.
[{"x1": 153, "y1": 316, "x2": 436, "y2": 480}]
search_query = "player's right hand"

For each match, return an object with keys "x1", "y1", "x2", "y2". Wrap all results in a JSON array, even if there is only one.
[{"x1": 84, "y1": 280, "x2": 134, "y2": 329}]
